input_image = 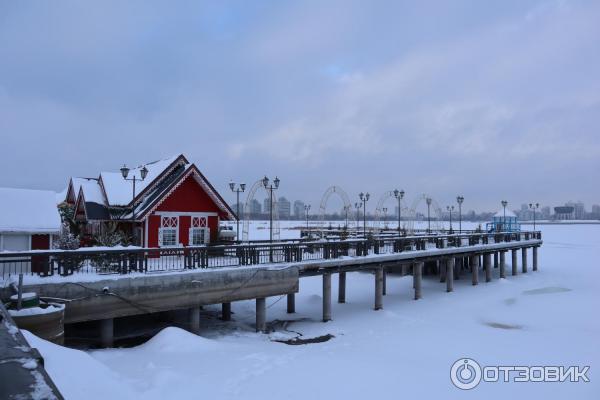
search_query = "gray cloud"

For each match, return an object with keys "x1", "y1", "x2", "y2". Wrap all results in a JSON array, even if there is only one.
[{"x1": 0, "y1": 0, "x2": 598, "y2": 213}]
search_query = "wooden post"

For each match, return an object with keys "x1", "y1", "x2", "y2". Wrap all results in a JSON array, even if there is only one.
[
  {"x1": 471, "y1": 254, "x2": 479, "y2": 285},
  {"x1": 375, "y1": 267, "x2": 383, "y2": 310},
  {"x1": 484, "y1": 253, "x2": 492, "y2": 282},
  {"x1": 499, "y1": 251, "x2": 506, "y2": 279},
  {"x1": 522, "y1": 247, "x2": 528, "y2": 273},
  {"x1": 287, "y1": 293, "x2": 295, "y2": 313},
  {"x1": 533, "y1": 247, "x2": 538, "y2": 271},
  {"x1": 323, "y1": 273, "x2": 332, "y2": 322},
  {"x1": 414, "y1": 262, "x2": 423, "y2": 300},
  {"x1": 454, "y1": 257, "x2": 461, "y2": 280},
  {"x1": 338, "y1": 272, "x2": 346, "y2": 303},
  {"x1": 494, "y1": 252, "x2": 499, "y2": 269},
  {"x1": 512, "y1": 249, "x2": 518, "y2": 276},
  {"x1": 382, "y1": 268, "x2": 387, "y2": 296},
  {"x1": 446, "y1": 258, "x2": 454, "y2": 292}
]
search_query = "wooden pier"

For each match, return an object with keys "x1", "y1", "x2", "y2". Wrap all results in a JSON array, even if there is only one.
[{"x1": 0, "y1": 231, "x2": 542, "y2": 345}]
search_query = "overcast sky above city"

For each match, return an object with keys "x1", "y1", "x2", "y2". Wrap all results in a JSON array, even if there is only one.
[{"x1": 1, "y1": 0, "x2": 599, "y2": 213}]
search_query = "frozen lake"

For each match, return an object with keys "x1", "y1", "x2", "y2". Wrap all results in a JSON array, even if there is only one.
[{"x1": 24, "y1": 223, "x2": 600, "y2": 399}]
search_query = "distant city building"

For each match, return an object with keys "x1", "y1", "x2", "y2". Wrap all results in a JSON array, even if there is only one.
[
  {"x1": 230, "y1": 202, "x2": 244, "y2": 219},
  {"x1": 541, "y1": 206, "x2": 551, "y2": 219},
  {"x1": 278, "y1": 197, "x2": 291, "y2": 219},
  {"x1": 293, "y1": 200, "x2": 305, "y2": 219},
  {"x1": 263, "y1": 198, "x2": 271, "y2": 214},
  {"x1": 249, "y1": 199, "x2": 262, "y2": 216},
  {"x1": 554, "y1": 206, "x2": 574, "y2": 220},
  {"x1": 566, "y1": 201, "x2": 585, "y2": 219},
  {"x1": 591, "y1": 204, "x2": 600, "y2": 219}
]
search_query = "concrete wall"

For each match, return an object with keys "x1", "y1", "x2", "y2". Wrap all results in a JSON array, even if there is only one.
[{"x1": 7, "y1": 266, "x2": 299, "y2": 324}]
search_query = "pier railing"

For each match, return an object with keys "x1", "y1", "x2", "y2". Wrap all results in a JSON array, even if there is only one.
[{"x1": 0, "y1": 231, "x2": 541, "y2": 279}]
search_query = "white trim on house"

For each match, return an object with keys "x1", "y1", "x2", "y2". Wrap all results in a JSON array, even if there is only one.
[
  {"x1": 158, "y1": 216, "x2": 179, "y2": 247},
  {"x1": 154, "y1": 211, "x2": 218, "y2": 217}
]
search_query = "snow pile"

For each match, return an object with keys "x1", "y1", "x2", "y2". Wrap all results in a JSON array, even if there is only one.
[{"x1": 26, "y1": 224, "x2": 600, "y2": 399}]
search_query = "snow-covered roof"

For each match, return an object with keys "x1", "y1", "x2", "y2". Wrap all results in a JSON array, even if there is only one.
[
  {"x1": 0, "y1": 187, "x2": 62, "y2": 233},
  {"x1": 494, "y1": 209, "x2": 517, "y2": 218},
  {"x1": 76, "y1": 178, "x2": 105, "y2": 204},
  {"x1": 100, "y1": 155, "x2": 181, "y2": 206}
]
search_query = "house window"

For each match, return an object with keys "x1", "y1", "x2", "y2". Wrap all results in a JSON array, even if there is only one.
[
  {"x1": 189, "y1": 217, "x2": 209, "y2": 245},
  {"x1": 159, "y1": 216, "x2": 179, "y2": 247}
]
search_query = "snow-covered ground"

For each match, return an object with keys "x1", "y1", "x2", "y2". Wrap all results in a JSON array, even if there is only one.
[{"x1": 24, "y1": 223, "x2": 599, "y2": 399}]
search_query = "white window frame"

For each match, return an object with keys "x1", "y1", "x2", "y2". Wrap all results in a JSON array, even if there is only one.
[
  {"x1": 159, "y1": 216, "x2": 179, "y2": 247},
  {"x1": 189, "y1": 216, "x2": 209, "y2": 245}
]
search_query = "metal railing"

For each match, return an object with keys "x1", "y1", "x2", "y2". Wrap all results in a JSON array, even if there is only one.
[{"x1": 0, "y1": 231, "x2": 541, "y2": 279}]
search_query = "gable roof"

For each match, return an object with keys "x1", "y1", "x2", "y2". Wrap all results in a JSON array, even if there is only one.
[
  {"x1": 99, "y1": 155, "x2": 187, "y2": 207},
  {"x1": 130, "y1": 164, "x2": 237, "y2": 221},
  {"x1": 494, "y1": 209, "x2": 517, "y2": 218},
  {"x1": 0, "y1": 187, "x2": 62, "y2": 233}
]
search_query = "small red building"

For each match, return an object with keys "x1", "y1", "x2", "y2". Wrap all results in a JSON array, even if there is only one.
[{"x1": 62, "y1": 154, "x2": 236, "y2": 247}]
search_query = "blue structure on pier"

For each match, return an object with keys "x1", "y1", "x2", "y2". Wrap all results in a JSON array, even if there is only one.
[{"x1": 486, "y1": 209, "x2": 520, "y2": 232}]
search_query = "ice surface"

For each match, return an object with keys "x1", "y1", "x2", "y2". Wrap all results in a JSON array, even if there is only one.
[{"x1": 23, "y1": 223, "x2": 600, "y2": 399}]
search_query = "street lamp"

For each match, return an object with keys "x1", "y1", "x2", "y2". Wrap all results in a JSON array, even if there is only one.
[
  {"x1": 359, "y1": 192, "x2": 370, "y2": 237},
  {"x1": 501, "y1": 200, "x2": 508, "y2": 232},
  {"x1": 304, "y1": 204, "x2": 311, "y2": 235},
  {"x1": 120, "y1": 163, "x2": 148, "y2": 246},
  {"x1": 262, "y1": 176, "x2": 280, "y2": 244},
  {"x1": 393, "y1": 189, "x2": 405, "y2": 235},
  {"x1": 383, "y1": 207, "x2": 388, "y2": 230},
  {"x1": 529, "y1": 202, "x2": 539, "y2": 231},
  {"x1": 426, "y1": 197, "x2": 432, "y2": 234},
  {"x1": 354, "y1": 202, "x2": 362, "y2": 236},
  {"x1": 447, "y1": 205, "x2": 455, "y2": 233},
  {"x1": 229, "y1": 181, "x2": 246, "y2": 242},
  {"x1": 456, "y1": 195, "x2": 464, "y2": 234}
]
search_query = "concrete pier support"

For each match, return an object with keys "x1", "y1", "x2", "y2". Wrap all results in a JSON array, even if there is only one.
[
  {"x1": 414, "y1": 262, "x2": 423, "y2": 300},
  {"x1": 375, "y1": 267, "x2": 384, "y2": 310},
  {"x1": 287, "y1": 293, "x2": 295, "y2": 313},
  {"x1": 221, "y1": 302, "x2": 231, "y2": 321},
  {"x1": 401, "y1": 264, "x2": 408, "y2": 276},
  {"x1": 323, "y1": 273, "x2": 332, "y2": 322},
  {"x1": 522, "y1": 248, "x2": 528, "y2": 273},
  {"x1": 494, "y1": 253, "x2": 499, "y2": 269},
  {"x1": 188, "y1": 307, "x2": 200, "y2": 335},
  {"x1": 471, "y1": 255, "x2": 479, "y2": 285},
  {"x1": 440, "y1": 259, "x2": 447, "y2": 283},
  {"x1": 533, "y1": 247, "x2": 538, "y2": 271},
  {"x1": 446, "y1": 258, "x2": 454, "y2": 292},
  {"x1": 338, "y1": 272, "x2": 346, "y2": 303},
  {"x1": 512, "y1": 249, "x2": 518, "y2": 276},
  {"x1": 484, "y1": 253, "x2": 492, "y2": 283},
  {"x1": 100, "y1": 318, "x2": 114, "y2": 348},
  {"x1": 382, "y1": 269, "x2": 387, "y2": 296},
  {"x1": 454, "y1": 257, "x2": 462, "y2": 280},
  {"x1": 499, "y1": 251, "x2": 506, "y2": 279},
  {"x1": 256, "y1": 298, "x2": 266, "y2": 332}
]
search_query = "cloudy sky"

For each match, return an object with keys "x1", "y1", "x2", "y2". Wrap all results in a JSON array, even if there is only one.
[{"x1": 1, "y1": 0, "x2": 599, "y2": 213}]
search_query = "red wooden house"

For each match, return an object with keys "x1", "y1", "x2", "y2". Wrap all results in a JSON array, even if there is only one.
[{"x1": 61, "y1": 154, "x2": 236, "y2": 247}]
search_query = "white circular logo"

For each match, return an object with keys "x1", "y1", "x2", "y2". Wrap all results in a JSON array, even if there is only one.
[{"x1": 451, "y1": 358, "x2": 482, "y2": 390}]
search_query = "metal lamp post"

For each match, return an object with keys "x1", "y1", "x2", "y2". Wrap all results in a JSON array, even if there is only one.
[
  {"x1": 529, "y1": 202, "x2": 539, "y2": 230},
  {"x1": 456, "y1": 195, "x2": 464, "y2": 234},
  {"x1": 383, "y1": 207, "x2": 388, "y2": 229},
  {"x1": 426, "y1": 197, "x2": 432, "y2": 234},
  {"x1": 262, "y1": 176, "x2": 280, "y2": 244},
  {"x1": 354, "y1": 202, "x2": 362, "y2": 236},
  {"x1": 447, "y1": 205, "x2": 454, "y2": 233},
  {"x1": 393, "y1": 189, "x2": 405, "y2": 235},
  {"x1": 229, "y1": 181, "x2": 246, "y2": 242},
  {"x1": 304, "y1": 204, "x2": 311, "y2": 235},
  {"x1": 359, "y1": 192, "x2": 370, "y2": 237},
  {"x1": 501, "y1": 200, "x2": 508, "y2": 232},
  {"x1": 120, "y1": 164, "x2": 148, "y2": 246}
]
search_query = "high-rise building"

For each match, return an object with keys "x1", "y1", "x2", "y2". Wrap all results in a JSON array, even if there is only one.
[
  {"x1": 541, "y1": 206, "x2": 551, "y2": 219},
  {"x1": 566, "y1": 201, "x2": 585, "y2": 219},
  {"x1": 263, "y1": 198, "x2": 271, "y2": 214},
  {"x1": 278, "y1": 197, "x2": 291, "y2": 219},
  {"x1": 293, "y1": 200, "x2": 305, "y2": 219},
  {"x1": 591, "y1": 204, "x2": 600, "y2": 219}
]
